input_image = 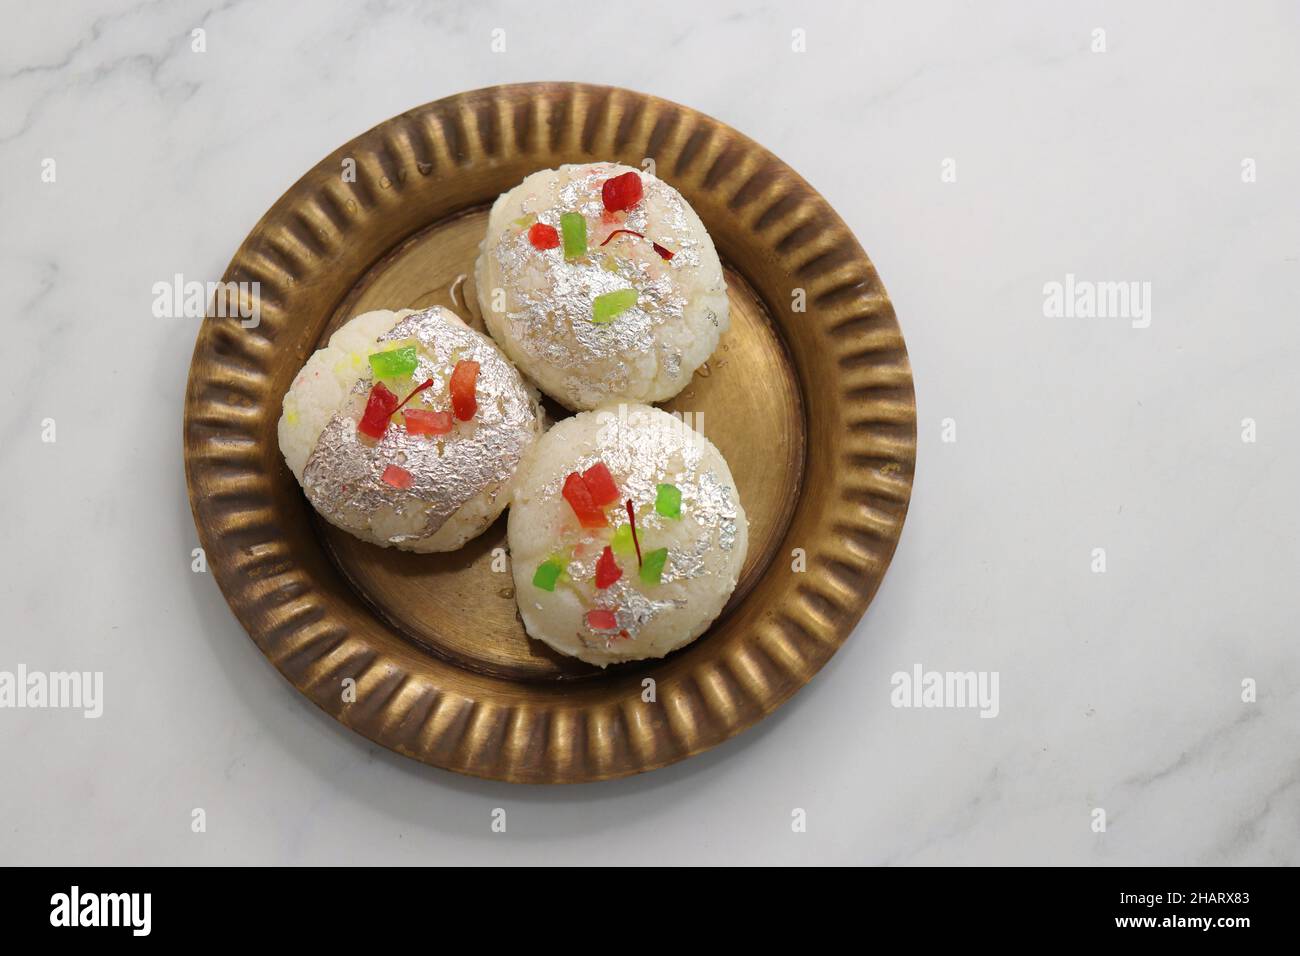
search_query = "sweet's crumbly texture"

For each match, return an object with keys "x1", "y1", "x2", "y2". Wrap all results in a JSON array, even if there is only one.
[
  {"x1": 279, "y1": 309, "x2": 413, "y2": 480},
  {"x1": 476, "y1": 163, "x2": 729, "y2": 410}
]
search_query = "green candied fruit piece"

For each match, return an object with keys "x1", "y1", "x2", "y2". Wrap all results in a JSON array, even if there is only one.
[
  {"x1": 368, "y1": 346, "x2": 419, "y2": 379},
  {"x1": 560, "y1": 211, "x2": 587, "y2": 260},
  {"x1": 611, "y1": 523, "x2": 635, "y2": 557},
  {"x1": 654, "y1": 483, "x2": 682, "y2": 519},
  {"x1": 592, "y1": 288, "x2": 638, "y2": 325},
  {"x1": 640, "y1": 547, "x2": 669, "y2": 586},
  {"x1": 532, "y1": 558, "x2": 565, "y2": 592}
]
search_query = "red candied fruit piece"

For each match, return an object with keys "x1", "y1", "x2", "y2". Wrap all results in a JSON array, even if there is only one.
[
  {"x1": 449, "y1": 360, "x2": 480, "y2": 421},
  {"x1": 528, "y1": 222, "x2": 560, "y2": 250},
  {"x1": 601, "y1": 171, "x2": 643, "y2": 212},
  {"x1": 581, "y1": 461, "x2": 620, "y2": 507},
  {"x1": 587, "y1": 609, "x2": 618, "y2": 630},
  {"x1": 594, "y1": 546, "x2": 622, "y2": 589},
  {"x1": 403, "y1": 408, "x2": 453, "y2": 435},
  {"x1": 380, "y1": 464, "x2": 413, "y2": 489},
  {"x1": 562, "y1": 472, "x2": 607, "y2": 528},
  {"x1": 358, "y1": 382, "x2": 400, "y2": 439}
]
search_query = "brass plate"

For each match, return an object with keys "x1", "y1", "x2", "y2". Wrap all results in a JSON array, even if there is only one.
[{"x1": 183, "y1": 82, "x2": 915, "y2": 783}]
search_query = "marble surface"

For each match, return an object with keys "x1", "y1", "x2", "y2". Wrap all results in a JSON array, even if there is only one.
[{"x1": 2, "y1": 0, "x2": 1297, "y2": 866}]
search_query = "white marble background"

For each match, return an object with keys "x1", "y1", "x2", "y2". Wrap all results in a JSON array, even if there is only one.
[{"x1": 1, "y1": 0, "x2": 1297, "y2": 866}]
